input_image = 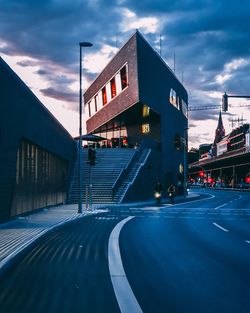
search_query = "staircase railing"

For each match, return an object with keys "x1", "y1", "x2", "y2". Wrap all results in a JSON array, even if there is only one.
[
  {"x1": 112, "y1": 139, "x2": 155, "y2": 200},
  {"x1": 118, "y1": 148, "x2": 151, "y2": 203},
  {"x1": 111, "y1": 149, "x2": 137, "y2": 199}
]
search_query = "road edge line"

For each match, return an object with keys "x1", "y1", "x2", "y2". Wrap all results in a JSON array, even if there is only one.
[
  {"x1": 213, "y1": 222, "x2": 229, "y2": 232},
  {"x1": 108, "y1": 216, "x2": 143, "y2": 313}
]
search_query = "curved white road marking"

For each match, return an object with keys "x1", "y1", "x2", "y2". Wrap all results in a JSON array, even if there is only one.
[
  {"x1": 162, "y1": 193, "x2": 215, "y2": 208},
  {"x1": 108, "y1": 216, "x2": 143, "y2": 313},
  {"x1": 213, "y1": 222, "x2": 229, "y2": 232}
]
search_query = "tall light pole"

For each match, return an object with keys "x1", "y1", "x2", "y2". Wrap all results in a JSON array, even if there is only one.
[
  {"x1": 78, "y1": 41, "x2": 93, "y2": 214},
  {"x1": 183, "y1": 126, "x2": 188, "y2": 196}
]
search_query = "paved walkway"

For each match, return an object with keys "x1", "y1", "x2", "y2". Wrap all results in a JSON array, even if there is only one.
[{"x1": 0, "y1": 192, "x2": 199, "y2": 272}]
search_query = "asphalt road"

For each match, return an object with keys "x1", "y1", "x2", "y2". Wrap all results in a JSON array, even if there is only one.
[{"x1": 0, "y1": 190, "x2": 250, "y2": 313}]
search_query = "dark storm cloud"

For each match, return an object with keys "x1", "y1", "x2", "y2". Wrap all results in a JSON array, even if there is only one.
[
  {"x1": 16, "y1": 60, "x2": 38, "y2": 67},
  {"x1": 40, "y1": 87, "x2": 77, "y2": 103},
  {"x1": 0, "y1": 0, "x2": 249, "y2": 134},
  {"x1": 0, "y1": 0, "x2": 123, "y2": 67},
  {"x1": 0, "y1": 0, "x2": 125, "y2": 104},
  {"x1": 189, "y1": 109, "x2": 219, "y2": 122},
  {"x1": 35, "y1": 66, "x2": 77, "y2": 104}
]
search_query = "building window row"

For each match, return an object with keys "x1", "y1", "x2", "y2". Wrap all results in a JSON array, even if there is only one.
[
  {"x1": 87, "y1": 64, "x2": 128, "y2": 117},
  {"x1": 169, "y1": 88, "x2": 188, "y2": 117}
]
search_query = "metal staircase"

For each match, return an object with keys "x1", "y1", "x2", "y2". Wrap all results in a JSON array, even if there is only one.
[
  {"x1": 67, "y1": 148, "x2": 136, "y2": 204},
  {"x1": 112, "y1": 148, "x2": 151, "y2": 203},
  {"x1": 67, "y1": 146, "x2": 151, "y2": 204}
]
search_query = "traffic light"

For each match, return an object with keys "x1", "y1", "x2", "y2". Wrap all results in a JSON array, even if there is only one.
[
  {"x1": 222, "y1": 92, "x2": 228, "y2": 112},
  {"x1": 88, "y1": 147, "x2": 96, "y2": 166},
  {"x1": 199, "y1": 171, "x2": 205, "y2": 178}
]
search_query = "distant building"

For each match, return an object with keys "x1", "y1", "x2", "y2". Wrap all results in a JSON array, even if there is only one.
[
  {"x1": 0, "y1": 57, "x2": 76, "y2": 222},
  {"x1": 213, "y1": 111, "x2": 225, "y2": 155},
  {"x1": 246, "y1": 127, "x2": 250, "y2": 148},
  {"x1": 188, "y1": 148, "x2": 199, "y2": 164},
  {"x1": 216, "y1": 134, "x2": 229, "y2": 156},
  {"x1": 189, "y1": 122, "x2": 250, "y2": 187},
  {"x1": 227, "y1": 124, "x2": 249, "y2": 152},
  {"x1": 199, "y1": 144, "x2": 212, "y2": 159},
  {"x1": 214, "y1": 111, "x2": 225, "y2": 145},
  {"x1": 84, "y1": 31, "x2": 188, "y2": 196}
]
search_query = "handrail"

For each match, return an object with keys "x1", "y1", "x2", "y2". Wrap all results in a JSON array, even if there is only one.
[
  {"x1": 118, "y1": 148, "x2": 151, "y2": 203},
  {"x1": 112, "y1": 138, "x2": 158, "y2": 200},
  {"x1": 112, "y1": 148, "x2": 140, "y2": 198}
]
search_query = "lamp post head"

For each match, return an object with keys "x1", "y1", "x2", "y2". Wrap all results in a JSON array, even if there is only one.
[{"x1": 79, "y1": 42, "x2": 93, "y2": 47}]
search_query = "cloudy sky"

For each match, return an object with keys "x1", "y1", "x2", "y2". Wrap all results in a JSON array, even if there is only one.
[{"x1": 1, "y1": 0, "x2": 249, "y2": 148}]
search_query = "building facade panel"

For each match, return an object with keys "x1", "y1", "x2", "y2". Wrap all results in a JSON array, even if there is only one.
[
  {"x1": 85, "y1": 34, "x2": 139, "y2": 133},
  {"x1": 136, "y1": 33, "x2": 188, "y2": 190},
  {"x1": 0, "y1": 58, "x2": 76, "y2": 221}
]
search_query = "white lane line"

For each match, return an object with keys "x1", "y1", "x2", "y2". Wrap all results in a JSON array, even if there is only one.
[
  {"x1": 214, "y1": 195, "x2": 244, "y2": 210},
  {"x1": 214, "y1": 202, "x2": 229, "y2": 210},
  {"x1": 108, "y1": 216, "x2": 143, "y2": 313},
  {"x1": 213, "y1": 222, "x2": 229, "y2": 232}
]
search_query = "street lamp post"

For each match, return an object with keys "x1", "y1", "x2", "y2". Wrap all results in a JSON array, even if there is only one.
[
  {"x1": 183, "y1": 127, "x2": 189, "y2": 196},
  {"x1": 78, "y1": 41, "x2": 93, "y2": 214}
]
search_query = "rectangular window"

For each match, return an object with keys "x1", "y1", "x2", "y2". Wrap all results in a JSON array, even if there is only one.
[
  {"x1": 94, "y1": 95, "x2": 98, "y2": 112},
  {"x1": 106, "y1": 82, "x2": 112, "y2": 103},
  {"x1": 110, "y1": 77, "x2": 117, "y2": 98},
  {"x1": 88, "y1": 102, "x2": 91, "y2": 117},
  {"x1": 176, "y1": 96, "x2": 180, "y2": 110},
  {"x1": 115, "y1": 73, "x2": 122, "y2": 94},
  {"x1": 98, "y1": 91, "x2": 103, "y2": 108},
  {"x1": 182, "y1": 99, "x2": 188, "y2": 117},
  {"x1": 102, "y1": 86, "x2": 107, "y2": 105},
  {"x1": 120, "y1": 65, "x2": 128, "y2": 90},
  {"x1": 142, "y1": 105, "x2": 150, "y2": 117},
  {"x1": 169, "y1": 88, "x2": 177, "y2": 107},
  {"x1": 142, "y1": 123, "x2": 150, "y2": 134}
]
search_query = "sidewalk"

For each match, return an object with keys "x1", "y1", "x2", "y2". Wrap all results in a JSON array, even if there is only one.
[{"x1": 0, "y1": 192, "x2": 199, "y2": 272}]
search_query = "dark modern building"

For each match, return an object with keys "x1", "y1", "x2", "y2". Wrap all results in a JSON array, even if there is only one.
[
  {"x1": 83, "y1": 31, "x2": 188, "y2": 197},
  {"x1": 0, "y1": 57, "x2": 76, "y2": 222}
]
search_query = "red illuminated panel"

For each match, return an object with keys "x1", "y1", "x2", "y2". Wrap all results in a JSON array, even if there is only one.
[
  {"x1": 110, "y1": 77, "x2": 116, "y2": 98},
  {"x1": 102, "y1": 87, "x2": 107, "y2": 105},
  {"x1": 120, "y1": 65, "x2": 128, "y2": 90}
]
